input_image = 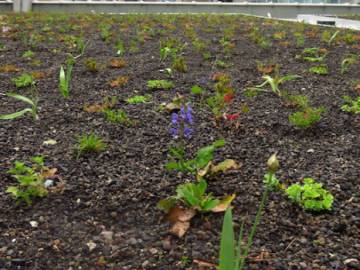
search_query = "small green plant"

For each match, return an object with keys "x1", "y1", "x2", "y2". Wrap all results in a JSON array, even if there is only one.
[
  {"x1": 12, "y1": 73, "x2": 34, "y2": 88},
  {"x1": 22, "y1": 50, "x2": 34, "y2": 58},
  {"x1": 285, "y1": 178, "x2": 334, "y2": 212},
  {"x1": 103, "y1": 108, "x2": 134, "y2": 125},
  {"x1": 297, "y1": 47, "x2": 327, "y2": 62},
  {"x1": 115, "y1": 39, "x2": 125, "y2": 55},
  {"x1": 341, "y1": 96, "x2": 360, "y2": 114},
  {"x1": 75, "y1": 133, "x2": 107, "y2": 158},
  {"x1": 309, "y1": 64, "x2": 328, "y2": 75},
  {"x1": 147, "y1": 80, "x2": 174, "y2": 90},
  {"x1": 218, "y1": 154, "x2": 280, "y2": 270},
  {"x1": 283, "y1": 94, "x2": 309, "y2": 109},
  {"x1": 190, "y1": 85, "x2": 204, "y2": 95},
  {"x1": 174, "y1": 179, "x2": 220, "y2": 212},
  {"x1": 84, "y1": 58, "x2": 100, "y2": 72},
  {"x1": 294, "y1": 32, "x2": 305, "y2": 47},
  {"x1": 172, "y1": 56, "x2": 188, "y2": 73},
  {"x1": 75, "y1": 36, "x2": 87, "y2": 56},
  {"x1": 125, "y1": 95, "x2": 151, "y2": 104},
  {"x1": 0, "y1": 93, "x2": 38, "y2": 121},
  {"x1": 166, "y1": 139, "x2": 226, "y2": 176},
  {"x1": 99, "y1": 24, "x2": 111, "y2": 42},
  {"x1": 59, "y1": 55, "x2": 75, "y2": 98},
  {"x1": 341, "y1": 54, "x2": 358, "y2": 74},
  {"x1": 322, "y1": 30, "x2": 339, "y2": 46},
  {"x1": 289, "y1": 106, "x2": 325, "y2": 128},
  {"x1": 248, "y1": 72, "x2": 300, "y2": 97},
  {"x1": 6, "y1": 156, "x2": 49, "y2": 205}
]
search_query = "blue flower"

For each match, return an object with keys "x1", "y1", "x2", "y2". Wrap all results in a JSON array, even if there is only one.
[
  {"x1": 170, "y1": 104, "x2": 194, "y2": 140},
  {"x1": 184, "y1": 125, "x2": 193, "y2": 138}
]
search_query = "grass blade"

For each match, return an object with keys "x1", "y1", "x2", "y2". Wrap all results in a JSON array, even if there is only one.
[
  {"x1": 7, "y1": 93, "x2": 35, "y2": 107},
  {"x1": 219, "y1": 208, "x2": 235, "y2": 270},
  {"x1": 0, "y1": 108, "x2": 32, "y2": 120}
]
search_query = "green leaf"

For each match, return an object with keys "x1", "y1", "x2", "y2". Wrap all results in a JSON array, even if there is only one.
[
  {"x1": 0, "y1": 108, "x2": 32, "y2": 120},
  {"x1": 7, "y1": 93, "x2": 36, "y2": 107},
  {"x1": 6, "y1": 186, "x2": 19, "y2": 197},
  {"x1": 165, "y1": 162, "x2": 182, "y2": 171},
  {"x1": 219, "y1": 208, "x2": 235, "y2": 270},
  {"x1": 157, "y1": 197, "x2": 177, "y2": 213},
  {"x1": 191, "y1": 85, "x2": 204, "y2": 95},
  {"x1": 202, "y1": 198, "x2": 220, "y2": 211}
]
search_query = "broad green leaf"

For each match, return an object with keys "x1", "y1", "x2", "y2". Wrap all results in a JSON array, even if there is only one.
[
  {"x1": 0, "y1": 108, "x2": 32, "y2": 120},
  {"x1": 219, "y1": 208, "x2": 235, "y2": 270}
]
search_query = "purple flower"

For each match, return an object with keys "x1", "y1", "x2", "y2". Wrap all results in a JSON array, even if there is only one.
[
  {"x1": 171, "y1": 113, "x2": 179, "y2": 125},
  {"x1": 170, "y1": 104, "x2": 194, "y2": 140},
  {"x1": 184, "y1": 125, "x2": 193, "y2": 138}
]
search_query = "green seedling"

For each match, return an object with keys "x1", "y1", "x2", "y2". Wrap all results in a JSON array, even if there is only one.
[
  {"x1": 190, "y1": 85, "x2": 204, "y2": 95},
  {"x1": 12, "y1": 73, "x2": 34, "y2": 88},
  {"x1": 103, "y1": 108, "x2": 134, "y2": 125},
  {"x1": 0, "y1": 93, "x2": 38, "y2": 121},
  {"x1": 309, "y1": 64, "x2": 328, "y2": 75},
  {"x1": 59, "y1": 55, "x2": 75, "y2": 98},
  {"x1": 341, "y1": 96, "x2": 360, "y2": 114},
  {"x1": 147, "y1": 80, "x2": 174, "y2": 90},
  {"x1": 289, "y1": 106, "x2": 325, "y2": 128},
  {"x1": 341, "y1": 54, "x2": 358, "y2": 74},
  {"x1": 249, "y1": 73, "x2": 300, "y2": 97},
  {"x1": 166, "y1": 139, "x2": 226, "y2": 176},
  {"x1": 75, "y1": 133, "x2": 107, "y2": 159},
  {"x1": 6, "y1": 156, "x2": 49, "y2": 205},
  {"x1": 125, "y1": 95, "x2": 151, "y2": 104},
  {"x1": 286, "y1": 178, "x2": 334, "y2": 212},
  {"x1": 22, "y1": 50, "x2": 34, "y2": 58}
]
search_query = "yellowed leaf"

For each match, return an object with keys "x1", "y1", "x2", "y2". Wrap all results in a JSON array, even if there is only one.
[
  {"x1": 210, "y1": 159, "x2": 240, "y2": 174},
  {"x1": 211, "y1": 194, "x2": 236, "y2": 213},
  {"x1": 196, "y1": 161, "x2": 212, "y2": 180}
]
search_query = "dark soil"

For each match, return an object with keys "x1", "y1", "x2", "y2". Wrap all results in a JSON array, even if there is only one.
[{"x1": 0, "y1": 13, "x2": 359, "y2": 270}]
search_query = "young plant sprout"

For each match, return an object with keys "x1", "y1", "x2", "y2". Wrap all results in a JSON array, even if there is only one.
[{"x1": 0, "y1": 93, "x2": 38, "y2": 121}]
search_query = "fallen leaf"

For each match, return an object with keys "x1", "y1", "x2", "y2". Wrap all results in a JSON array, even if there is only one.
[
  {"x1": 169, "y1": 221, "x2": 190, "y2": 238},
  {"x1": 84, "y1": 104, "x2": 107, "y2": 113},
  {"x1": 210, "y1": 159, "x2": 240, "y2": 174},
  {"x1": 109, "y1": 75, "x2": 129, "y2": 88},
  {"x1": 246, "y1": 250, "x2": 270, "y2": 262},
  {"x1": 0, "y1": 64, "x2": 21, "y2": 73},
  {"x1": 193, "y1": 259, "x2": 217, "y2": 269},
  {"x1": 40, "y1": 168, "x2": 57, "y2": 179},
  {"x1": 31, "y1": 71, "x2": 46, "y2": 79},
  {"x1": 211, "y1": 194, "x2": 236, "y2": 213},
  {"x1": 109, "y1": 58, "x2": 126, "y2": 68},
  {"x1": 355, "y1": 83, "x2": 360, "y2": 91},
  {"x1": 166, "y1": 206, "x2": 196, "y2": 223}
]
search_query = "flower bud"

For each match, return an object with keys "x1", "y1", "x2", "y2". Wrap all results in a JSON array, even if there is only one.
[{"x1": 267, "y1": 153, "x2": 279, "y2": 172}]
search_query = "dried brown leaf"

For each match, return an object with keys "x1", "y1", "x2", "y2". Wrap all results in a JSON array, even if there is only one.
[
  {"x1": 166, "y1": 206, "x2": 196, "y2": 223},
  {"x1": 193, "y1": 259, "x2": 217, "y2": 269},
  {"x1": 169, "y1": 221, "x2": 190, "y2": 238},
  {"x1": 40, "y1": 168, "x2": 57, "y2": 179}
]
